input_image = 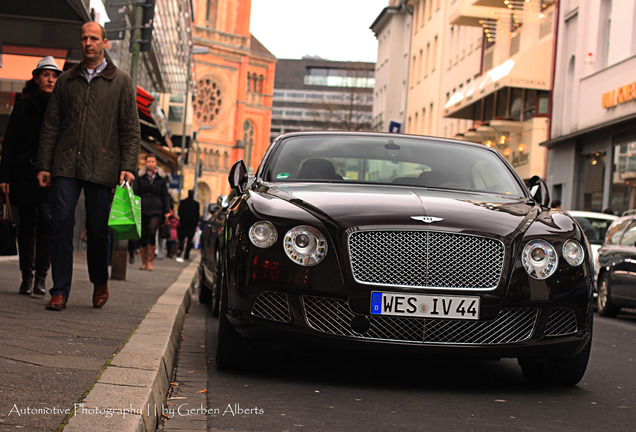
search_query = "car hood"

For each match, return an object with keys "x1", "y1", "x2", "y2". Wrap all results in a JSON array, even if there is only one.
[{"x1": 257, "y1": 183, "x2": 538, "y2": 239}]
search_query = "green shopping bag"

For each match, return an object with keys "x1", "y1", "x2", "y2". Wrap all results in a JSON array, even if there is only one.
[{"x1": 108, "y1": 181, "x2": 142, "y2": 240}]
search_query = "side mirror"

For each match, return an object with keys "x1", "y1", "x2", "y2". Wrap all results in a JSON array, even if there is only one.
[
  {"x1": 216, "y1": 194, "x2": 228, "y2": 210},
  {"x1": 228, "y1": 160, "x2": 248, "y2": 194},
  {"x1": 526, "y1": 175, "x2": 550, "y2": 207}
]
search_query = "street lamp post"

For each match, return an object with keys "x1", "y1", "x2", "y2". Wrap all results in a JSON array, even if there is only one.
[{"x1": 178, "y1": 44, "x2": 209, "y2": 201}]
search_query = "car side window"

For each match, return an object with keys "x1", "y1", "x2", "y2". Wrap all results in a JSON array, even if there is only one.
[
  {"x1": 619, "y1": 221, "x2": 636, "y2": 247},
  {"x1": 606, "y1": 219, "x2": 631, "y2": 245}
]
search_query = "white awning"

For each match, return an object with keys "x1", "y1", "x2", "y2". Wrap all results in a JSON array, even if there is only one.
[{"x1": 444, "y1": 39, "x2": 552, "y2": 119}]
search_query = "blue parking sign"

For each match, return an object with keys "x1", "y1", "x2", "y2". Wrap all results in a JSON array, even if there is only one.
[{"x1": 389, "y1": 121, "x2": 402, "y2": 133}]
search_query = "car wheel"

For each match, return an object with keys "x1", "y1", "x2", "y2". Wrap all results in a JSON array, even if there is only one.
[
  {"x1": 211, "y1": 248, "x2": 221, "y2": 317},
  {"x1": 519, "y1": 338, "x2": 592, "y2": 386},
  {"x1": 198, "y1": 265, "x2": 212, "y2": 305},
  {"x1": 215, "y1": 274, "x2": 246, "y2": 370},
  {"x1": 597, "y1": 273, "x2": 620, "y2": 318}
]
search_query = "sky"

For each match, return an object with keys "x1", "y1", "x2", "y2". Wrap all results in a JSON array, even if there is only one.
[
  {"x1": 250, "y1": 0, "x2": 389, "y2": 62},
  {"x1": 91, "y1": 0, "x2": 390, "y2": 63}
]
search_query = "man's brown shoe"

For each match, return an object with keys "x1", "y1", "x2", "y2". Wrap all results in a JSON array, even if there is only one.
[
  {"x1": 46, "y1": 294, "x2": 67, "y2": 311},
  {"x1": 93, "y1": 283, "x2": 109, "y2": 308}
]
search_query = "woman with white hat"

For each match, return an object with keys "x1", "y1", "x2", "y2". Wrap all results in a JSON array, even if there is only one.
[{"x1": 0, "y1": 56, "x2": 63, "y2": 295}]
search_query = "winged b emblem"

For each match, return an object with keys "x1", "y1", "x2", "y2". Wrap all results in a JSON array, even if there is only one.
[{"x1": 411, "y1": 216, "x2": 444, "y2": 224}]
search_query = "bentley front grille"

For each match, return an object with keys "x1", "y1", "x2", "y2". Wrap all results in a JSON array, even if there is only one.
[
  {"x1": 251, "y1": 291, "x2": 292, "y2": 323},
  {"x1": 544, "y1": 307, "x2": 578, "y2": 336},
  {"x1": 348, "y1": 230, "x2": 505, "y2": 290},
  {"x1": 302, "y1": 296, "x2": 537, "y2": 345}
]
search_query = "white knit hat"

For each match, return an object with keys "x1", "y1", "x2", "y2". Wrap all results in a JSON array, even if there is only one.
[{"x1": 33, "y1": 56, "x2": 62, "y2": 76}]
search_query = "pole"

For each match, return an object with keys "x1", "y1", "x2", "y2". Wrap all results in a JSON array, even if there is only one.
[
  {"x1": 130, "y1": 1, "x2": 144, "y2": 88},
  {"x1": 178, "y1": 50, "x2": 190, "y2": 202},
  {"x1": 113, "y1": 1, "x2": 144, "y2": 280},
  {"x1": 193, "y1": 131, "x2": 200, "y2": 197}
]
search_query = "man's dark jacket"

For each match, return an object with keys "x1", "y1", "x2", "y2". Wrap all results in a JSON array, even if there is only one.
[{"x1": 36, "y1": 60, "x2": 140, "y2": 187}]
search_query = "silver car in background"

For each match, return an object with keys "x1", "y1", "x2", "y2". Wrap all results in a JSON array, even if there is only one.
[{"x1": 568, "y1": 210, "x2": 618, "y2": 288}]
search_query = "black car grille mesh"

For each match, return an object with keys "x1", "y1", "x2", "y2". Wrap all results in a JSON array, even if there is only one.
[
  {"x1": 251, "y1": 291, "x2": 292, "y2": 323},
  {"x1": 302, "y1": 296, "x2": 538, "y2": 345},
  {"x1": 348, "y1": 230, "x2": 505, "y2": 289},
  {"x1": 544, "y1": 307, "x2": 578, "y2": 336}
]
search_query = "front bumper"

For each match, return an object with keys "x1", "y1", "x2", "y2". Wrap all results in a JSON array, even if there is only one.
[{"x1": 227, "y1": 291, "x2": 592, "y2": 359}]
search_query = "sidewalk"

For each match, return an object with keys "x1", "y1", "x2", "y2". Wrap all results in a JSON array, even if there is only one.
[{"x1": 0, "y1": 250, "x2": 198, "y2": 432}]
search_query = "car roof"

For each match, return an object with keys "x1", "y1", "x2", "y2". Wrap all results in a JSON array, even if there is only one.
[{"x1": 567, "y1": 210, "x2": 618, "y2": 220}]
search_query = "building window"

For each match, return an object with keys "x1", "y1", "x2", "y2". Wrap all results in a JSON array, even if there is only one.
[
  {"x1": 510, "y1": 88, "x2": 523, "y2": 120},
  {"x1": 610, "y1": 143, "x2": 636, "y2": 214},
  {"x1": 597, "y1": 0, "x2": 612, "y2": 69},
  {"x1": 206, "y1": 0, "x2": 218, "y2": 26},
  {"x1": 523, "y1": 90, "x2": 537, "y2": 119},
  {"x1": 304, "y1": 67, "x2": 375, "y2": 88}
]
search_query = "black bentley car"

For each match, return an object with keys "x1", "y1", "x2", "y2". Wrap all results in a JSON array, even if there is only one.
[{"x1": 212, "y1": 131, "x2": 593, "y2": 385}]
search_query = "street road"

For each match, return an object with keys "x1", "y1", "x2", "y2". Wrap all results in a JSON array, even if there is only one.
[{"x1": 163, "y1": 304, "x2": 636, "y2": 432}]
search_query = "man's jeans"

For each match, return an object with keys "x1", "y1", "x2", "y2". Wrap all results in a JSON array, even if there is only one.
[{"x1": 49, "y1": 177, "x2": 111, "y2": 299}]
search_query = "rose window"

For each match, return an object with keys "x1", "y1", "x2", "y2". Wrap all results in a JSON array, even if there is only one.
[{"x1": 194, "y1": 77, "x2": 223, "y2": 124}]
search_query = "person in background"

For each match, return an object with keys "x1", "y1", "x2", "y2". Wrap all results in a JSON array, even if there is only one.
[
  {"x1": 0, "y1": 56, "x2": 62, "y2": 296},
  {"x1": 551, "y1": 199, "x2": 562, "y2": 209},
  {"x1": 133, "y1": 153, "x2": 170, "y2": 271},
  {"x1": 165, "y1": 210, "x2": 180, "y2": 258},
  {"x1": 37, "y1": 22, "x2": 140, "y2": 311},
  {"x1": 176, "y1": 189, "x2": 200, "y2": 262}
]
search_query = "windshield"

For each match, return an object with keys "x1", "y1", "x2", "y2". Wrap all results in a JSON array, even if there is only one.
[
  {"x1": 573, "y1": 216, "x2": 616, "y2": 245},
  {"x1": 262, "y1": 135, "x2": 525, "y2": 196}
]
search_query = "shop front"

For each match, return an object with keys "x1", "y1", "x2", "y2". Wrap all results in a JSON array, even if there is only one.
[{"x1": 543, "y1": 54, "x2": 636, "y2": 215}]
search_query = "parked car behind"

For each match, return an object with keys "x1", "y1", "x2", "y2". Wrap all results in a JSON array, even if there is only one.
[
  {"x1": 597, "y1": 211, "x2": 636, "y2": 317},
  {"x1": 198, "y1": 194, "x2": 231, "y2": 315},
  {"x1": 213, "y1": 131, "x2": 593, "y2": 386}
]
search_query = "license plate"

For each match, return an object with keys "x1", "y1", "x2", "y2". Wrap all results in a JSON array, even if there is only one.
[{"x1": 370, "y1": 292, "x2": 480, "y2": 320}]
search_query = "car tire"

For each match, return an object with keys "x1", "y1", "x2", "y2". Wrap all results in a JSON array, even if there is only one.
[
  {"x1": 215, "y1": 274, "x2": 246, "y2": 370},
  {"x1": 519, "y1": 338, "x2": 592, "y2": 386},
  {"x1": 198, "y1": 265, "x2": 212, "y2": 305},
  {"x1": 597, "y1": 273, "x2": 620, "y2": 318}
]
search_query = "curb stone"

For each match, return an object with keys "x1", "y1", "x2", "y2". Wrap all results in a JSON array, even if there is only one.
[{"x1": 62, "y1": 260, "x2": 199, "y2": 432}]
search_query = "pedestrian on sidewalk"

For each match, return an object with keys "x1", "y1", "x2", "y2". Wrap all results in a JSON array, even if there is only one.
[
  {"x1": 176, "y1": 189, "x2": 200, "y2": 262},
  {"x1": 36, "y1": 22, "x2": 140, "y2": 311},
  {"x1": 0, "y1": 56, "x2": 62, "y2": 296},
  {"x1": 165, "y1": 210, "x2": 180, "y2": 258},
  {"x1": 133, "y1": 153, "x2": 170, "y2": 271}
]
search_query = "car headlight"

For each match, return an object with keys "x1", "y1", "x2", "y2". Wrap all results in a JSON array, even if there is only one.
[
  {"x1": 284, "y1": 225, "x2": 328, "y2": 266},
  {"x1": 249, "y1": 221, "x2": 278, "y2": 248},
  {"x1": 562, "y1": 239, "x2": 584, "y2": 267},
  {"x1": 522, "y1": 240, "x2": 558, "y2": 279}
]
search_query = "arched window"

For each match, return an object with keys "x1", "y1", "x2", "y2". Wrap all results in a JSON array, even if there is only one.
[
  {"x1": 223, "y1": 151, "x2": 230, "y2": 170},
  {"x1": 243, "y1": 120, "x2": 255, "y2": 171},
  {"x1": 258, "y1": 75, "x2": 265, "y2": 93}
]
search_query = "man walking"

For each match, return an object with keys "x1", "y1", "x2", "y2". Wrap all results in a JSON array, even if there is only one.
[
  {"x1": 37, "y1": 22, "x2": 140, "y2": 311},
  {"x1": 176, "y1": 190, "x2": 200, "y2": 262}
]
